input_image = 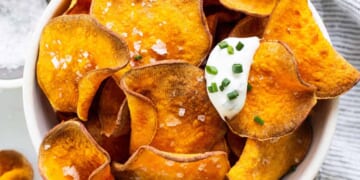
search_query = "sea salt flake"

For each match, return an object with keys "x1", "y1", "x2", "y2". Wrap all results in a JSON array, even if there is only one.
[
  {"x1": 165, "y1": 160, "x2": 175, "y2": 166},
  {"x1": 198, "y1": 163, "x2": 206, "y2": 171},
  {"x1": 51, "y1": 57, "x2": 60, "y2": 69},
  {"x1": 132, "y1": 27, "x2": 143, "y2": 37},
  {"x1": 106, "y1": 22, "x2": 114, "y2": 29},
  {"x1": 197, "y1": 115, "x2": 205, "y2": 122},
  {"x1": 178, "y1": 108, "x2": 186, "y2": 117},
  {"x1": 82, "y1": 51, "x2": 89, "y2": 58},
  {"x1": 44, "y1": 144, "x2": 51, "y2": 150},
  {"x1": 133, "y1": 41, "x2": 142, "y2": 52},
  {"x1": 62, "y1": 165, "x2": 80, "y2": 180},
  {"x1": 196, "y1": 76, "x2": 204, "y2": 82},
  {"x1": 151, "y1": 39, "x2": 167, "y2": 55}
]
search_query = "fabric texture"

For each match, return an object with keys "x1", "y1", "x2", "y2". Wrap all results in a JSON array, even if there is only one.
[{"x1": 312, "y1": 0, "x2": 360, "y2": 179}]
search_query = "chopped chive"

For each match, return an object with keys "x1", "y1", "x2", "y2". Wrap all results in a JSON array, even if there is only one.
[
  {"x1": 134, "y1": 54, "x2": 142, "y2": 61},
  {"x1": 208, "y1": 82, "x2": 218, "y2": 93},
  {"x1": 218, "y1": 41, "x2": 229, "y2": 49},
  {"x1": 205, "y1": 65, "x2": 218, "y2": 75},
  {"x1": 236, "y1": 41, "x2": 244, "y2": 51},
  {"x1": 232, "y1": 64, "x2": 243, "y2": 73},
  {"x1": 220, "y1": 78, "x2": 231, "y2": 91},
  {"x1": 227, "y1": 45, "x2": 234, "y2": 55},
  {"x1": 247, "y1": 83, "x2": 252, "y2": 92},
  {"x1": 227, "y1": 90, "x2": 239, "y2": 100},
  {"x1": 254, "y1": 116, "x2": 264, "y2": 125}
]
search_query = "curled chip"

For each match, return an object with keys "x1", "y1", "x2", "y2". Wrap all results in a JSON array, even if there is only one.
[
  {"x1": 120, "y1": 61, "x2": 227, "y2": 154},
  {"x1": 227, "y1": 120, "x2": 312, "y2": 179},
  {"x1": 65, "y1": 0, "x2": 92, "y2": 14},
  {"x1": 98, "y1": 78, "x2": 128, "y2": 137},
  {"x1": 91, "y1": 0, "x2": 211, "y2": 67},
  {"x1": 229, "y1": 16, "x2": 268, "y2": 38},
  {"x1": 0, "y1": 150, "x2": 33, "y2": 180},
  {"x1": 226, "y1": 41, "x2": 317, "y2": 140},
  {"x1": 219, "y1": 0, "x2": 277, "y2": 17},
  {"x1": 37, "y1": 14, "x2": 129, "y2": 120},
  {"x1": 264, "y1": 0, "x2": 360, "y2": 98},
  {"x1": 38, "y1": 120, "x2": 113, "y2": 179},
  {"x1": 112, "y1": 146, "x2": 230, "y2": 179}
]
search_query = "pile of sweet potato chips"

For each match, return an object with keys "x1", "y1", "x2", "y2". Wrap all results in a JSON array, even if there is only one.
[{"x1": 35, "y1": 0, "x2": 360, "y2": 179}]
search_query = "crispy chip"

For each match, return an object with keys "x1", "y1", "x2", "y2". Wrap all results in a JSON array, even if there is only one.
[
  {"x1": 65, "y1": 0, "x2": 92, "y2": 14},
  {"x1": 229, "y1": 16, "x2": 268, "y2": 38},
  {"x1": 0, "y1": 150, "x2": 33, "y2": 180},
  {"x1": 219, "y1": 0, "x2": 277, "y2": 17},
  {"x1": 226, "y1": 41, "x2": 317, "y2": 139},
  {"x1": 227, "y1": 120, "x2": 312, "y2": 179},
  {"x1": 264, "y1": 0, "x2": 360, "y2": 98},
  {"x1": 38, "y1": 120, "x2": 113, "y2": 179},
  {"x1": 98, "y1": 78, "x2": 128, "y2": 137},
  {"x1": 37, "y1": 14, "x2": 129, "y2": 119},
  {"x1": 227, "y1": 131, "x2": 246, "y2": 158},
  {"x1": 91, "y1": 0, "x2": 211, "y2": 67},
  {"x1": 112, "y1": 146, "x2": 230, "y2": 179},
  {"x1": 120, "y1": 61, "x2": 227, "y2": 154},
  {"x1": 211, "y1": 138, "x2": 230, "y2": 154}
]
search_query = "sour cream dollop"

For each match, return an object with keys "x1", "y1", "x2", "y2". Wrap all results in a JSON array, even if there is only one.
[{"x1": 205, "y1": 37, "x2": 260, "y2": 120}]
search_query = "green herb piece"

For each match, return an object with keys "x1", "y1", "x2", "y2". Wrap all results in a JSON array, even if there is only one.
[
  {"x1": 227, "y1": 90, "x2": 239, "y2": 100},
  {"x1": 227, "y1": 45, "x2": 234, "y2": 55},
  {"x1": 254, "y1": 116, "x2": 264, "y2": 125},
  {"x1": 247, "y1": 83, "x2": 252, "y2": 92},
  {"x1": 232, "y1": 64, "x2": 243, "y2": 73},
  {"x1": 134, "y1": 54, "x2": 142, "y2": 61},
  {"x1": 218, "y1": 41, "x2": 229, "y2": 49},
  {"x1": 205, "y1": 65, "x2": 218, "y2": 75},
  {"x1": 236, "y1": 41, "x2": 244, "y2": 51},
  {"x1": 208, "y1": 82, "x2": 218, "y2": 93},
  {"x1": 220, "y1": 78, "x2": 231, "y2": 91}
]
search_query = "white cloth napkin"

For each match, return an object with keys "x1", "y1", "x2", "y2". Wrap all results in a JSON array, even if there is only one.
[{"x1": 312, "y1": 0, "x2": 360, "y2": 179}]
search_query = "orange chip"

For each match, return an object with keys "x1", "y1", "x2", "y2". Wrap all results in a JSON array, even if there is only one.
[
  {"x1": 112, "y1": 146, "x2": 230, "y2": 179},
  {"x1": 0, "y1": 150, "x2": 33, "y2": 180},
  {"x1": 227, "y1": 120, "x2": 312, "y2": 179},
  {"x1": 38, "y1": 120, "x2": 114, "y2": 179},
  {"x1": 226, "y1": 41, "x2": 317, "y2": 140},
  {"x1": 226, "y1": 131, "x2": 246, "y2": 158},
  {"x1": 91, "y1": 0, "x2": 211, "y2": 67},
  {"x1": 264, "y1": 0, "x2": 360, "y2": 98},
  {"x1": 219, "y1": 0, "x2": 277, "y2": 17},
  {"x1": 65, "y1": 0, "x2": 92, "y2": 14},
  {"x1": 120, "y1": 61, "x2": 227, "y2": 154},
  {"x1": 98, "y1": 78, "x2": 128, "y2": 137},
  {"x1": 229, "y1": 16, "x2": 268, "y2": 38},
  {"x1": 37, "y1": 14, "x2": 129, "y2": 119},
  {"x1": 211, "y1": 138, "x2": 230, "y2": 154}
]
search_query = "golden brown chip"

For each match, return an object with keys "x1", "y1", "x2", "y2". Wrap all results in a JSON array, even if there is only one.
[
  {"x1": 219, "y1": 0, "x2": 277, "y2": 17},
  {"x1": 98, "y1": 78, "x2": 128, "y2": 137},
  {"x1": 229, "y1": 16, "x2": 268, "y2": 38},
  {"x1": 38, "y1": 120, "x2": 113, "y2": 179},
  {"x1": 263, "y1": 0, "x2": 360, "y2": 98},
  {"x1": 37, "y1": 14, "x2": 129, "y2": 119},
  {"x1": 91, "y1": 0, "x2": 211, "y2": 67},
  {"x1": 112, "y1": 146, "x2": 230, "y2": 179},
  {"x1": 0, "y1": 150, "x2": 33, "y2": 180},
  {"x1": 227, "y1": 120, "x2": 312, "y2": 179},
  {"x1": 206, "y1": 14, "x2": 219, "y2": 39},
  {"x1": 120, "y1": 61, "x2": 227, "y2": 154},
  {"x1": 65, "y1": 0, "x2": 92, "y2": 14},
  {"x1": 210, "y1": 138, "x2": 230, "y2": 154},
  {"x1": 226, "y1": 131, "x2": 246, "y2": 158},
  {"x1": 226, "y1": 41, "x2": 317, "y2": 140}
]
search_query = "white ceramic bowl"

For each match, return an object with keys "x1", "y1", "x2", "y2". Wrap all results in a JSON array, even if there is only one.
[{"x1": 23, "y1": 0, "x2": 338, "y2": 179}]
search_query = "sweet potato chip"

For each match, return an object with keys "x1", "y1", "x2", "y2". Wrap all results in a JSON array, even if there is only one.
[
  {"x1": 91, "y1": 0, "x2": 211, "y2": 67},
  {"x1": 263, "y1": 0, "x2": 360, "y2": 98},
  {"x1": 0, "y1": 150, "x2": 33, "y2": 180},
  {"x1": 112, "y1": 146, "x2": 230, "y2": 179},
  {"x1": 98, "y1": 78, "x2": 128, "y2": 137},
  {"x1": 121, "y1": 61, "x2": 227, "y2": 154},
  {"x1": 227, "y1": 131, "x2": 246, "y2": 158},
  {"x1": 38, "y1": 120, "x2": 113, "y2": 179},
  {"x1": 65, "y1": 0, "x2": 92, "y2": 14},
  {"x1": 37, "y1": 14, "x2": 129, "y2": 119},
  {"x1": 226, "y1": 41, "x2": 317, "y2": 139},
  {"x1": 227, "y1": 120, "x2": 312, "y2": 179},
  {"x1": 219, "y1": 0, "x2": 277, "y2": 17},
  {"x1": 229, "y1": 16, "x2": 268, "y2": 38}
]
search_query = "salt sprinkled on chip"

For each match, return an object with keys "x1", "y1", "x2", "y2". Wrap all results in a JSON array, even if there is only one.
[
  {"x1": 178, "y1": 108, "x2": 186, "y2": 117},
  {"x1": 151, "y1": 39, "x2": 167, "y2": 55},
  {"x1": 62, "y1": 165, "x2": 80, "y2": 180}
]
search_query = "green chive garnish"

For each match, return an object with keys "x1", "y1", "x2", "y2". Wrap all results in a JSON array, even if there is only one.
[
  {"x1": 227, "y1": 90, "x2": 239, "y2": 100},
  {"x1": 206, "y1": 65, "x2": 218, "y2": 75},
  {"x1": 232, "y1": 64, "x2": 243, "y2": 73},
  {"x1": 247, "y1": 83, "x2": 252, "y2": 92},
  {"x1": 220, "y1": 78, "x2": 231, "y2": 91},
  {"x1": 227, "y1": 45, "x2": 234, "y2": 55},
  {"x1": 254, "y1": 116, "x2": 264, "y2": 125},
  {"x1": 208, "y1": 82, "x2": 218, "y2": 93},
  {"x1": 236, "y1": 41, "x2": 244, "y2": 51},
  {"x1": 218, "y1": 41, "x2": 229, "y2": 49},
  {"x1": 134, "y1": 54, "x2": 142, "y2": 61}
]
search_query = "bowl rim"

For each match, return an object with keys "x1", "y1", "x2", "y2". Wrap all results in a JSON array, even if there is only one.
[{"x1": 23, "y1": 0, "x2": 338, "y2": 179}]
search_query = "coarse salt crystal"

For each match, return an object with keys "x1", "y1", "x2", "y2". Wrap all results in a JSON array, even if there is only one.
[
  {"x1": 133, "y1": 41, "x2": 142, "y2": 52},
  {"x1": 82, "y1": 51, "x2": 89, "y2": 58},
  {"x1": 165, "y1": 160, "x2": 175, "y2": 166},
  {"x1": 106, "y1": 22, "x2": 114, "y2": 29},
  {"x1": 44, "y1": 144, "x2": 51, "y2": 150},
  {"x1": 178, "y1": 108, "x2": 186, "y2": 117},
  {"x1": 62, "y1": 165, "x2": 80, "y2": 180},
  {"x1": 51, "y1": 57, "x2": 60, "y2": 69},
  {"x1": 151, "y1": 39, "x2": 167, "y2": 55},
  {"x1": 197, "y1": 115, "x2": 205, "y2": 122},
  {"x1": 132, "y1": 27, "x2": 143, "y2": 37}
]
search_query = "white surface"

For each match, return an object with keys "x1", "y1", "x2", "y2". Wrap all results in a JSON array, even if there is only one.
[{"x1": 0, "y1": 88, "x2": 41, "y2": 179}]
